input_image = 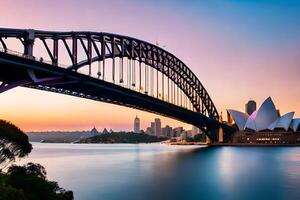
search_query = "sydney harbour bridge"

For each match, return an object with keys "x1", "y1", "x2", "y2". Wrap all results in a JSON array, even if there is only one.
[{"x1": 0, "y1": 28, "x2": 234, "y2": 142}]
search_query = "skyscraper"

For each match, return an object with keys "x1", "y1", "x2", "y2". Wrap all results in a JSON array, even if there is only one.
[
  {"x1": 245, "y1": 100, "x2": 257, "y2": 115},
  {"x1": 134, "y1": 116, "x2": 140, "y2": 133},
  {"x1": 173, "y1": 127, "x2": 184, "y2": 137},
  {"x1": 154, "y1": 118, "x2": 162, "y2": 137},
  {"x1": 150, "y1": 122, "x2": 155, "y2": 135},
  {"x1": 162, "y1": 125, "x2": 173, "y2": 137}
]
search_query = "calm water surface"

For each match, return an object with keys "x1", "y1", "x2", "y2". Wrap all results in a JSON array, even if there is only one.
[{"x1": 19, "y1": 143, "x2": 300, "y2": 200}]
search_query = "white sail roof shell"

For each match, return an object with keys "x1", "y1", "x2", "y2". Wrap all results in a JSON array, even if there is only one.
[
  {"x1": 276, "y1": 112, "x2": 294, "y2": 131},
  {"x1": 255, "y1": 97, "x2": 279, "y2": 131},
  {"x1": 244, "y1": 111, "x2": 257, "y2": 131},
  {"x1": 227, "y1": 109, "x2": 249, "y2": 131},
  {"x1": 268, "y1": 119, "x2": 278, "y2": 130},
  {"x1": 290, "y1": 119, "x2": 300, "y2": 132}
]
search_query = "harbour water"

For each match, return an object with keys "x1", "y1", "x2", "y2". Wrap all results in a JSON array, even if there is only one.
[{"x1": 19, "y1": 143, "x2": 300, "y2": 200}]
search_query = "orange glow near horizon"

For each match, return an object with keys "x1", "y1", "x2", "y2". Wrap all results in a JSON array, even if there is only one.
[
  {"x1": 0, "y1": 87, "x2": 191, "y2": 132},
  {"x1": 0, "y1": 0, "x2": 299, "y2": 132}
]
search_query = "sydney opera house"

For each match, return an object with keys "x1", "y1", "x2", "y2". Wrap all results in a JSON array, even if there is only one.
[{"x1": 227, "y1": 97, "x2": 300, "y2": 144}]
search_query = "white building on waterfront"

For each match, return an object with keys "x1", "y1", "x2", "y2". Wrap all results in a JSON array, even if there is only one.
[{"x1": 227, "y1": 97, "x2": 300, "y2": 132}]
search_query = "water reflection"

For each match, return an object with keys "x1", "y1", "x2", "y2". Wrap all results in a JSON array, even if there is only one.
[{"x1": 18, "y1": 143, "x2": 300, "y2": 200}]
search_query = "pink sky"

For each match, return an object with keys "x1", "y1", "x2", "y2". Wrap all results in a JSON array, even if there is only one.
[{"x1": 0, "y1": 0, "x2": 299, "y2": 131}]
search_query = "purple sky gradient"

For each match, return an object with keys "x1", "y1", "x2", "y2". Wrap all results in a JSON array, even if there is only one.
[{"x1": 0, "y1": 0, "x2": 299, "y2": 131}]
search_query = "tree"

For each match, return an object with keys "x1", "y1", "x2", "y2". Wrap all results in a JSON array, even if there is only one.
[
  {"x1": 6, "y1": 163, "x2": 73, "y2": 200},
  {"x1": 0, "y1": 120, "x2": 32, "y2": 169},
  {"x1": 193, "y1": 133, "x2": 206, "y2": 142},
  {"x1": 0, "y1": 120, "x2": 73, "y2": 199}
]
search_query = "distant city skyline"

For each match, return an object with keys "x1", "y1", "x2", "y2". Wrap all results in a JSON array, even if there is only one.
[{"x1": 0, "y1": 0, "x2": 299, "y2": 131}]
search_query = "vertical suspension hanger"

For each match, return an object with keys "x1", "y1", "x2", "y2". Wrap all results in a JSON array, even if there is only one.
[
  {"x1": 119, "y1": 57, "x2": 123, "y2": 84},
  {"x1": 53, "y1": 36, "x2": 58, "y2": 66},
  {"x1": 131, "y1": 40, "x2": 136, "y2": 88},
  {"x1": 88, "y1": 36, "x2": 92, "y2": 76},
  {"x1": 132, "y1": 59, "x2": 136, "y2": 87},
  {"x1": 139, "y1": 61, "x2": 142, "y2": 92},
  {"x1": 168, "y1": 66, "x2": 170, "y2": 103},
  {"x1": 112, "y1": 37, "x2": 115, "y2": 83},
  {"x1": 171, "y1": 80, "x2": 173, "y2": 104},
  {"x1": 181, "y1": 89, "x2": 183, "y2": 107},
  {"x1": 120, "y1": 38, "x2": 124, "y2": 84},
  {"x1": 90, "y1": 34, "x2": 101, "y2": 79},
  {"x1": 173, "y1": 79, "x2": 175, "y2": 105},
  {"x1": 151, "y1": 62, "x2": 154, "y2": 96},
  {"x1": 97, "y1": 60, "x2": 101, "y2": 78},
  {"x1": 72, "y1": 34, "x2": 78, "y2": 71},
  {"x1": 145, "y1": 61, "x2": 149, "y2": 94},
  {"x1": 156, "y1": 65, "x2": 159, "y2": 98},
  {"x1": 101, "y1": 34, "x2": 106, "y2": 81},
  {"x1": 177, "y1": 84, "x2": 179, "y2": 106},
  {"x1": 162, "y1": 55, "x2": 165, "y2": 101},
  {"x1": 128, "y1": 58, "x2": 131, "y2": 88},
  {"x1": 98, "y1": 36, "x2": 102, "y2": 78},
  {"x1": 139, "y1": 42, "x2": 142, "y2": 92}
]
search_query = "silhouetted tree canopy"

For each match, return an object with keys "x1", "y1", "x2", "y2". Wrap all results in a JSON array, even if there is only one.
[
  {"x1": 7, "y1": 162, "x2": 47, "y2": 179},
  {"x1": 80, "y1": 132, "x2": 168, "y2": 143},
  {"x1": 0, "y1": 120, "x2": 73, "y2": 199},
  {"x1": 0, "y1": 120, "x2": 32, "y2": 168},
  {"x1": 193, "y1": 133, "x2": 206, "y2": 142},
  {"x1": 0, "y1": 162, "x2": 73, "y2": 200}
]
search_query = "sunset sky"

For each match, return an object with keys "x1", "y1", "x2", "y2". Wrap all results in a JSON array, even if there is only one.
[{"x1": 0, "y1": 0, "x2": 299, "y2": 132}]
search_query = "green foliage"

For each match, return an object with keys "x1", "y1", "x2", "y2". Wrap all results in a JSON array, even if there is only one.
[
  {"x1": 0, "y1": 120, "x2": 32, "y2": 168},
  {"x1": 0, "y1": 120, "x2": 73, "y2": 200},
  {"x1": 193, "y1": 133, "x2": 206, "y2": 142},
  {"x1": 0, "y1": 178, "x2": 27, "y2": 200},
  {"x1": 81, "y1": 132, "x2": 168, "y2": 143},
  {"x1": 184, "y1": 133, "x2": 206, "y2": 143},
  {"x1": 0, "y1": 162, "x2": 73, "y2": 200},
  {"x1": 7, "y1": 163, "x2": 47, "y2": 179}
]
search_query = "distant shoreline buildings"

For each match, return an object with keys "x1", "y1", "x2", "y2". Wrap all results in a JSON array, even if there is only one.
[
  {"x1": 134, "y1": 116, "x2": 201, "y2": 139},
  {"x1": 28, "y1": 115, "x2": 205, "y2": 143}
]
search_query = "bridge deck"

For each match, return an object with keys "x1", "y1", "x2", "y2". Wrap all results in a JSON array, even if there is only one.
[{"x1": 0, "y1": 50, "x2": 234, "y2": 141}]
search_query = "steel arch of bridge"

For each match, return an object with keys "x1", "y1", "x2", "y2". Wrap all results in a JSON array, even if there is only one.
[{"x1": 0, "y1": 28, "x2": 219, "y2": 120}]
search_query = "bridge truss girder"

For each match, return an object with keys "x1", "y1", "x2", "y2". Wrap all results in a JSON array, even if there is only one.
[{"x1": 0, "y1": 28, "x2": 219, "y2": 120}]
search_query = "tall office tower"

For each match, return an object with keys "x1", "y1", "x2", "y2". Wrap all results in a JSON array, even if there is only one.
[
  {"x1": 150, "y1": 122, "x2": 155, "y2": 135},
  {"x1": 245, "y1": 100, "x2": 257, "y2": 115},
  {"x1": 154, "y1": 118, "x2": 162, "y2": 137},
  {"x1": 173, "y1": 127, "x2": 184, "y2": 137},
  {"x1": 134, "y1": 116, "x2": 140, "y2": 133},
  {"x1": 162, "y1": 125, "x2": 173, "y2": 137}
]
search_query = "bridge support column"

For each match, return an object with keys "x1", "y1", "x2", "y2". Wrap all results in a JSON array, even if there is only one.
[
  {"x1": 206, "y1": 136, "x2": 211, "y2": 144},
  {"x1": 218, "y1": 127, "x2": 223, "y2": 143},
  {"x1": 24, "y1": 30, "x2": 35, "y2": 57}
]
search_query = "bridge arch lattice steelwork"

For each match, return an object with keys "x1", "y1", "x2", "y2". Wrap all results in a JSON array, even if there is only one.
[
  {"x1": 0, "y1": 28, "x2": 219, "y2": 120},
  {"x1": 0, "y1": 28, "x2": 233, "y2": 141}
]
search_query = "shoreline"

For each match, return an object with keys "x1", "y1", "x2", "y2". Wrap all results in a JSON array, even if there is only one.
[
  {"x1": 32, "y1": 141, "x2": 300, "y2": 147},
  {"x1": 209, "y1": 143, "x2": 300, "y2": 147}
]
